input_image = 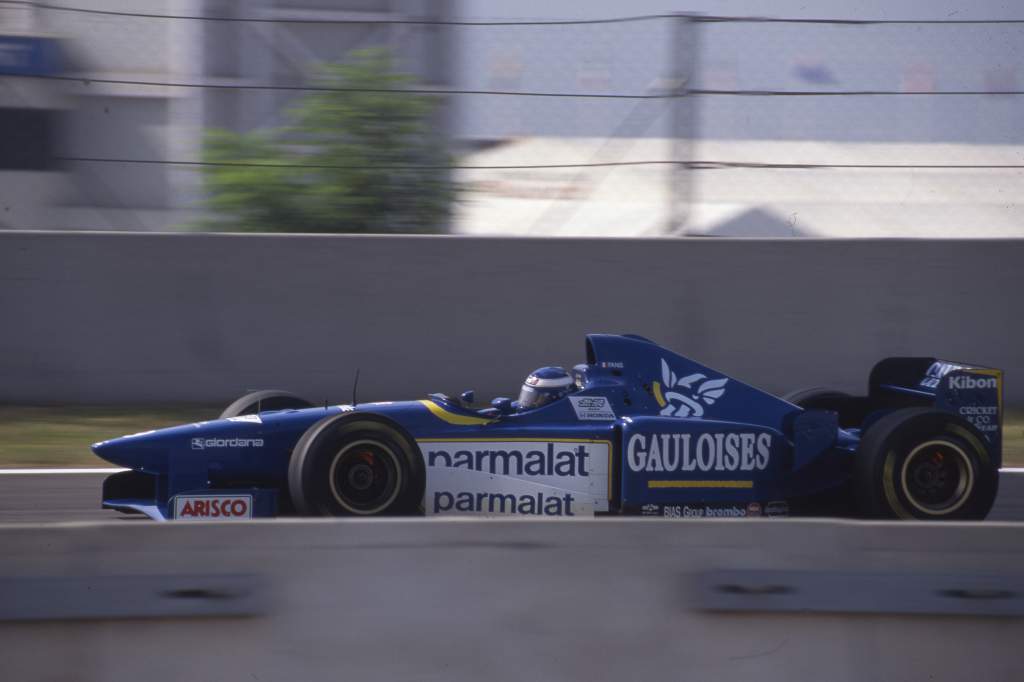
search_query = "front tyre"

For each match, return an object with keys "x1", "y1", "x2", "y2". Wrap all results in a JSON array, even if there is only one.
[
  {"x1": 855, "y1": 408, "x2": 998, "y2": 520},
  {"x1": 219, "y1": 389, "x2": 313, "y2": 419},
  {"x1": 288, "y1": 415, "x2": 425, "y2": 516}
]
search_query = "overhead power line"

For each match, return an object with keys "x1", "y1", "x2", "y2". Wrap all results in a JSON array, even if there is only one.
[
  {"x1": 687, "y1": 161, "x2": 1024, "y2": 170},
  {"x1": 4, "y1": 2, "x2": 1024, "y2": 26},
  {"x1": 695, "y1": 89, "x2": 1024, "y2": 96},
  {"x1": 15, "y1": 73, "x2": 679, "y2": 99},
  {"x1": 57, "y1": 156, "x2": 678, "y2": 170},
  {"x1": 2, "y1": 1, "x2": 679, "y2": 24},
  {"x1": 696, "y1": 15, "x2": 1024, "y2": 25},
  {"x1": 18, "y1": 74, "x2": 1024, "y2": 99},
  {"x1": 56, "y1": 157, "x2": 1024, "y2": 171}
]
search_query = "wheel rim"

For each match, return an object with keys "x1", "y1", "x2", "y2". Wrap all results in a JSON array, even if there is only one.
[
  {"x1": 327, "y1": 440, "x2": 402, "y2": 514},
  {"x1": 899, "y1": 439, "x2": 974, "y2": 515}
]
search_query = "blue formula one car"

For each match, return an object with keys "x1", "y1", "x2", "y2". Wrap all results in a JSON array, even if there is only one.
[{"x1": 92, "y1": 334, "x2": 1003, "y2": 521}]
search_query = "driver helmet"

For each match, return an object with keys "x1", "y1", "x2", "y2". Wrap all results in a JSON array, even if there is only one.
[{"x1": 518, "y1": 366, "x2": 574, "y2": 410}]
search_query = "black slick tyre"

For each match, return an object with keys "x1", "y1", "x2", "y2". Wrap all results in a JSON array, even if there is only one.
[
  {"x1": 288, "y1": 414, "x2": 425, "y2": 517},
  {"x1": 782, "y1": 387, "x2": 851, "y2": 410},
  {"x1": 854, "y1": 408, "x2": 997, "y2": 520},
  {"x1": 782, "y1": 387, "x2": 861, "y2": 428},
  {"x1": 219, "y1": 390, "x2": 313, "y2": 419}
]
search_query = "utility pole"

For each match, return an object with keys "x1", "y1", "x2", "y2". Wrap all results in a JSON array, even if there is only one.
[{"x1": 667, "y1": 13, "x2": 700, "y2": 235}]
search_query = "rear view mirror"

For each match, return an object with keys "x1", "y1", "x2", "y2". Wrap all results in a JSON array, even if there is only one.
[
  {"x1": 491, "y1": 397, "x2": 514, "y2": 415},
  {"x1": 460, "y1": 390, "x2": 475, "y2": 406}
]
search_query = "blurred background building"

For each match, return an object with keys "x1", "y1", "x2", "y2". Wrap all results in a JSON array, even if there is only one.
[
  {"x1": 0, "y1": 0, "x2": 454, "y2": 231},
  {"x1": 0, "y1": 0, "x2": 1021, "y2": 236}
]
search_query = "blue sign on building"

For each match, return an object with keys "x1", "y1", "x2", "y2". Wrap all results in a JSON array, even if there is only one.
[{"x1": 0, "y1": 35, "x2": 62, "y2": 76}]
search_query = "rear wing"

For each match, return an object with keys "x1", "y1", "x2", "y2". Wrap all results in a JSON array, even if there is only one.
[{"x1": 870, "y1": 357, "x2": 1003, "y2": 465}]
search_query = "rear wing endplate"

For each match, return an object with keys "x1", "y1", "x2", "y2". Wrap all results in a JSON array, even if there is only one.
[{"x1": 870, "y1": 357, "x2": 1003, "y2": 466}]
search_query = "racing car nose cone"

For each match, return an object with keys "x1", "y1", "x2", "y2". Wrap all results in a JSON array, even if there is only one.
[
  {"x1": 91, "y1": 437, "x2": 137, "y2": 468},
  {"x1": 91, "y1": 439, "x2": 117, "y2": 464}
]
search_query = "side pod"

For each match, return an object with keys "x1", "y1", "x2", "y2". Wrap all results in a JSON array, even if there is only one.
[{"x1": 790, "y1": 409, "x2": 839, "y2": 472}]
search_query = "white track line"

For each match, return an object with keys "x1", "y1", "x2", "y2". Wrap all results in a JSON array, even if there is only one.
[{"x1": 0, "y1": 468, "x2": 128, "y2": 475}]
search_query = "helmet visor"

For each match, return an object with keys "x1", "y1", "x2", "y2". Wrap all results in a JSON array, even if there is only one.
[
  {"x1": 518, "y1": 384, "x2": 545, "y2": 410},
  {"x1": 518, "y1": 384, "x2": 570, "y2": 410}
]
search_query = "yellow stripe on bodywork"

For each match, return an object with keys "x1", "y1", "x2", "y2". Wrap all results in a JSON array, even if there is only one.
[
  {"x1": 653, "y1": 381, "x2": 667, "y2": 408},
  {"x1": 418, "y1": 400, "x2": 494, "y2": 426},
  {"x1": 648, "y1": 480, "x2": 753, "y2": 489}
]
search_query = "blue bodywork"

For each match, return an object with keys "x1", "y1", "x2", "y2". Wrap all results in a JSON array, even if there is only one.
[{"x1": 92, "y1": 334, "x2": 1002, "y2": 520}]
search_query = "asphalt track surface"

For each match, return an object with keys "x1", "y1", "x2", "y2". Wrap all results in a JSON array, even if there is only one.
[{"x1": 1, "y1": 469, "x2": 1024, "y2": 523}]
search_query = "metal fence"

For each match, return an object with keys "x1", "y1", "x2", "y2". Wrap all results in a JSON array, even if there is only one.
[{"x1": 3, "y1": 2, "x2": 1023, "y2": 235}]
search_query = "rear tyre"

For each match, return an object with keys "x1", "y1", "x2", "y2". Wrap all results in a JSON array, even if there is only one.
[
  {"x1": 782, "y1": 387, "x2": 851, "y2": 409},
  {"x1": 219, "y1": 390, "x2": 313, "y2": 419},
  {"x1": 782, "y1": 387, "x2": 860, "y2": 428},
  {"x1": 288, "y1": 415, "x2": 425, "y2": 516},
  {"x1": 854, "y1": 408, "x2": 997, "y2": 520}
]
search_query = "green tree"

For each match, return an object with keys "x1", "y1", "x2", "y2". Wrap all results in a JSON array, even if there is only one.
[{"x1": 199, "y1": 49, "x2": 453, "y2": 233}]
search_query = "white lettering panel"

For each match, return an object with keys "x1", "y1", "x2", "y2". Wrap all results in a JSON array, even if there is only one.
[{"x1": 420, "y1": 440, "x2": 610, "y2": 516}]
